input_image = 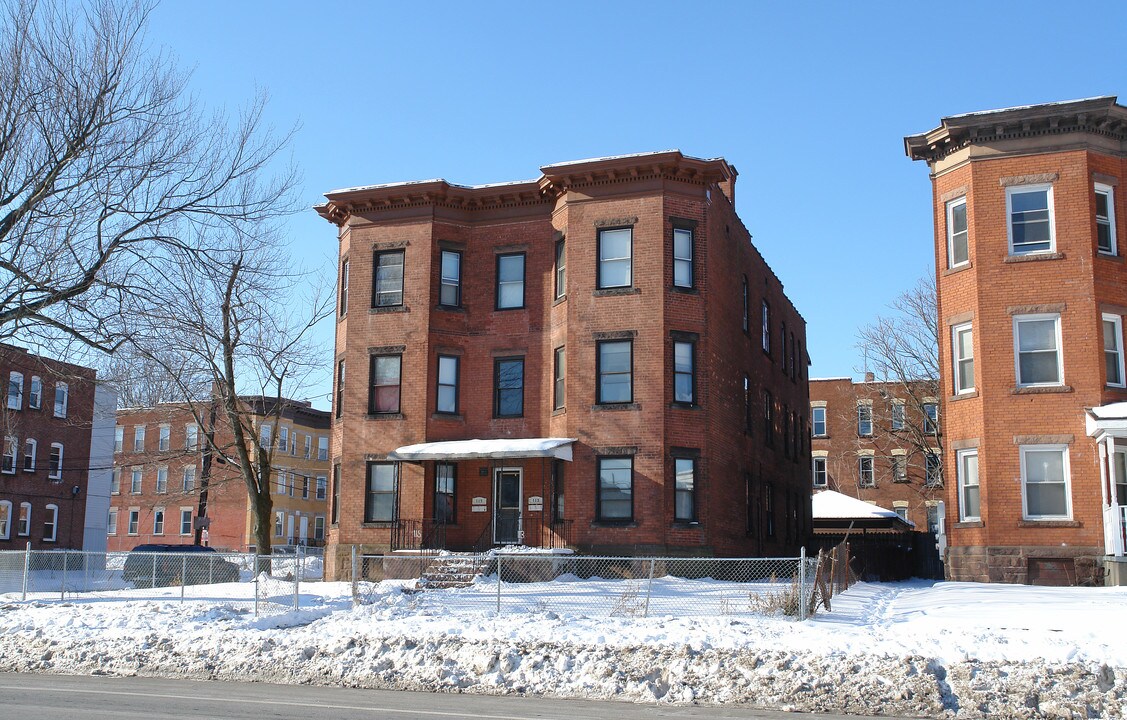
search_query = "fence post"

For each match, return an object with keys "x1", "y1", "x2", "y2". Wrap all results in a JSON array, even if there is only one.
[
  {"x1": 798, "y1": 547, "x2": 807, "y2": 622},
  {"x1": 293, "y1": 552, "x2": 300, "y2": 610},
  {"x1": 209, "y1": 554, "x2": 214, "y2": 585},
  {"x1": 21, "y1": 542, "x2": 30, "y2": 601},
  {"x1": 84, "y1": 552, "x2": 90, "y2": 594},
  {"x1": 350, "y1": 545, "x2": 358, "y2": 606},
  {"x1": 254, "y1": 551, "x2": 259, "y2": 617},
  {"x1": 151, "y1": 553, "x2": 157, "y2": 590},
  {"x1": 643, "y1": 558, "x2": 655, "y2": 618},
  {"x1": 181, "y1": 556, "x2": 187, "y2": 603},
  {"x1": 61, "y1": 551, "x2": 68, "y2": 601},
  {"x1": 495, "y1": 554, "x2": 502, "y2": 616}
]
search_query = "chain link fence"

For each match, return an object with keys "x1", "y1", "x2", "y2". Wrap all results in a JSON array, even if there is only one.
[
  {"x1": 346, "y1": 548, "x2": 820, "y2": 620},
  {"x1": 0, "y1": 546, "x2": 323, "y2": 615}
]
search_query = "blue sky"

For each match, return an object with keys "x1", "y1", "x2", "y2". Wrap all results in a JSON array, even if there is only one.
[{"x1": 145, "y1": 1, "x2": 1127, "y2": 410}]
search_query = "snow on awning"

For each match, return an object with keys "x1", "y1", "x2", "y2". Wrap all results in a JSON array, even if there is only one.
[
  {"x1": 812, "y1": 490, "x2": 913, "y2": 527},
  {"x1": 1087, "y1": 402, "x2": 1127, "y2": 439},
  {"x1": 387, "y1": 438, "x2": 577, "y2": 462}
]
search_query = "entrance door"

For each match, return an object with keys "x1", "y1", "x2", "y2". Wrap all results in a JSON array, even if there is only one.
[
  {"x1": 299, "y1": 516, "x2": 309, "y2": 544},
  {"x1": 493, "y1": 468, "x2": 522, "y2": 545},
  {"x1": 286, "y1": 514, "x2": 295, "y2": 544},
  {"x1": 1115, "y1": 449, "x2": 1127, "y2": 505}
]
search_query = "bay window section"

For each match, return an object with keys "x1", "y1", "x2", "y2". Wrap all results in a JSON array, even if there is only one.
[
  {"x1": 957, "y1": 449, "x2": 980, "y2": 521},
  {"x1": 1104, "y1": 313, "x2": 1125, "y2": 388},
  {"x1": 368, "y1": 354, "x2": 402, "y2": 415},
  {"x1": 1014, "y1": 314, "x2": 1062, "y2": 387},
  {"x1": 1007, "y1": 185, "x2": 1054, "y2": 255},
  {"x1": 597, "y1": 227, "x2": 632, "y2": 289},
  {"x1": 1021, "y1": 445, "x2": 1070, "y2": 520},
  {"x1": 365, "y1": 462, "x2": 399, "y2": 523},
  {"x1": 493, "y1": 357, "x2": 524, "y2": 418},
  {"x1": 597, "y1": 456, "x2": 633, "y2": 522},
  {"x1": 372, "y1": 250, "x2": 404, "y2": 307},
  {"x1": 436, "y1": 355, "x2": 459, "y2": 414},
  {"x1": 495, "y1": 253, "x2": 525, "y2": 310},
  {"x1": 439, "y1": 250, "x2": 462, "y2": 308},
  {"x1": 597, "y1": 340, "x2": 632, "y2": 404}
]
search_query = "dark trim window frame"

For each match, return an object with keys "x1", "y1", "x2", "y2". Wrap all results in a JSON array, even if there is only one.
[
  {"x1": 672, "y1": 225, "x2": 693, "y2": 289},
  {"x1": 743, "y1": 374, "x2": 752, "y2": 433},
  {"x1": 553, "y1": 346, "x2": 565, "y2": 411},
  {"x1": 339, "y1": 257, "x2": 349, "y2": 316},
  {"x1": 596, "y1": 455, "x2": 633, "y2": 522},
  {"x1": 436, "y1": 355, "x2": 459, "y2": 414},
  {"x1": 335, "y1": 359, "x2": 345, "y2": 419},
  {"x1": 596, "y1": 339, "x2": 633, "y2": 404},
  {"x1": 761, "y1": 301, "x2": 771, "y2": 354},
  {"x1": 741, "y1": 276, "x2": 750, "y2": 333},
  {"x1": 551, "y1": 459, "x2": 565, "y2": 522},
  {"x1": 554, "y1": 239, "x2": 566, "y2": 299},
  {"x1": 439, "y1": 250, "x2": 463, "y2": 308},
  {"x1": 597, "y1": 226, "x2": 633, "y2": 289},
  {"x1": 372, "y1": 249, "x2": 405, "y2": 308},
  {"x1": 330, "y1": 463, "x2": 340, "y2": 525},
  {"x1": 435, "y1": 463, "x2": 456, "y2": 524},
  {"x1": 673, "y1": 454, "x2": 697, "y2": 523},
  {"x1": 763, "y1": 390, "x2": 774, "y2": 447},
  {"x1": 368, "y1": 354, "x2": 402, "y2": 415},
  {"x1": 495, "y1": 252, "x2": 526, "y2": 310},
  {"x1": 673, "y1": 338, "x2": 695, "y2": 405},
  {"x1": 364, "y1": 461, "x2": 399, "y2": 523},
  {"x1": 493, "y1": 356, "x2": 525, "y2": 418}
]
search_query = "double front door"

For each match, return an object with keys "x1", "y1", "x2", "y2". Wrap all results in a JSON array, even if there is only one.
[{"x1": 493, "y1": 468, "x2": 522, "y2": 545}]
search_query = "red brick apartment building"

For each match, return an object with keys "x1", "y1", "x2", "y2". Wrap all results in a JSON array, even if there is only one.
[
  {"x1": 107, "y1": 399, "x2": 330, "y2": 552},
  {"x1": 906, "y1": 96, "x2": 1127, "y2": 585},
  {"x1": 809, "y1": 377, "x2": 944, "y2": 532},
  {"x1": 315, "y1": 151, "x2": 811, "y2": 576},
  {"x1": 1, "y1": 344, "x2": 116, "y2": 551}
]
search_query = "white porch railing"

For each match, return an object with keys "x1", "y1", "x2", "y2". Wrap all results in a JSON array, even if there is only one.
[{"x1": 1105, "y1": 505, "x2": 1127, "y2": 557}]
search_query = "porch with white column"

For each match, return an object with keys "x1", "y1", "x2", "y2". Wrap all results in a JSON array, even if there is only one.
[{"x1": 1086, "y1": 404, "x2": 1127, "y2": 582}]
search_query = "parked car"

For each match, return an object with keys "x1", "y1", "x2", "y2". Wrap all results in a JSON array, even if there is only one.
[{"x1": 122, "y1": 544, "x2": 240, "y2": 588}]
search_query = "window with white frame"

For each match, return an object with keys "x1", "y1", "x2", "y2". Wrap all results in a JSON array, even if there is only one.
[
  {"x1": 44, "y1": 504, "x2": 58, "y2": 541},
  {"x1": 274, "y1": 511, "x2": 285, "y2": 537},
  {"x1": 303, "y1": 434, "x2": 311, "y2": 459},
  {"x1": 316, "y1": 475, "x2": 327, "y2": 500},
  {"x1": 183, "y1": 465, "x2": 196, "y2": 492},
  {"x1": 47, "y1": 442, "x2": 62, "y2": 480},
  {"x1": 672, "y1": 226, "x2": 693, "y2": 289},
  {"x1": 891, "y1": 401, "x2": 905, "y2": 431},
  {"x1": 597, "y1": 227, "x2": 632, "y2": 289},
  {"x1": 153, "y1": 508, "x2": 164, "y2": 535},
  {"x1": 953, "y1": 322, "x2": 974, "y2": 394},
  {"x1": 894, "y1": 506, "x2": 909, "y2": 522},
  {"x1": 276, "y1": 470, "x2": 287, "y2": 495},
  {"x1": 185, "y1": 424, "x2": 198, "y2": 451},
  {"x1": 18, "y1": 503, "x2": 30, "y2": 536},
  {"x1": 812, "y1": 456, "x2": 828, "y2": 487},
  {"x1": 858, "y1": 455, "x2": 875, "y2": 487},
  {"x1": 1021, "y1": 445, "x2": 1071, "y2": 519},
  {"x1": 1104, "y1": 313, "x2": 1125, "y2": 387},
  {"x1": 0, "y1": 500, "x2": 10, "y2": 539},
  {"x1": 440, "y1": 250, "x2": 462, "y2": 308},
  {"x1": 114, "y1": 426, "x2": 123, "y2": 453},
  {"x1": 278, "y1": 426, "x2": 289, "y2": 453},
  {"x1": 155, "y1": 466, "x2": 168, "y2": 493},
  {"x1": 1096, "y1": 182, "x2": 1117, "y2": 255},
  {"x1": 1007, "y1": 185, "x2": 1054, "y2": 255},
  {"x1": 314, "y1": 516, "x2": 325, "y2": 541},
  {"x1": 891, "y1": 453, "x2": 908, "y2": 483},
  {"x1": 107, "y1": 508, "x2": 118, "y2": 536},
  {"x1": 301, "y1": 475, "x2": 309, "y2": 499},
  {"x1": 1014, "y1": 314, "x2": 1063, "y2": 386},
  {"x1": 923, "y1": 403, "x2": 939, "y2": 435},
  {"x1": 23, "y1": 438, "x2": 35, "y2": 472},
  {"x1": 130, "y1": 467, "x2": 142, "y2": 494},
  {"x1": 53, "y1": 382, "x2": 68, "y2": 418},
  {"x1": 28, "y1": 376, "x2": 41, "y2": 409},
  {"x1": 133, "y1": 426, "x2": 145, "y2": 452},
  {"x1": 1, "y1": 436, "x2": 15, "y2": 474},
  {"x1": 128, "y1": 509, "x2": 139, "y2": 535},
  {"x1": 180, "y1": 508, "x2": 192, "y2": 535},
  {"x1": 957, "y1": 449, "x2": 980, "y2": 521},
  {"x1": 761, "y1": 301, "x2": 770, "y2": 353},
  {"x1": 317, "y1": 436, "x2": 329, "y2": 461},
  {"x1": 7, "y1": 371, "x2": 23, "y2": 410},
  {"x1": 947, "y1": 196, "x2": 969, "y2": 267},
  {"x1": 811, "y1": 406, "x2": 827, "y2": 437},
  {"x1": 339, "y1": 257, "x2": 350, "y2": 315},
  {"x1": 156, "y1": 425, "x2": 169, "y2": 452},
  {"x1": 857, "y1": 403, "x2": 873, "y2": 436},
  {"x1": 110, "y1": 467, "x2": 121, "y2": 494},
  {"x1": 260, "y1": 424, "x2": 271, "y2": 449}
]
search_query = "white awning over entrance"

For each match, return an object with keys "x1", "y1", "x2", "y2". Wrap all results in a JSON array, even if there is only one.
[{"x1": 387, "y1": 438, "x2": 577, "y2": 462}]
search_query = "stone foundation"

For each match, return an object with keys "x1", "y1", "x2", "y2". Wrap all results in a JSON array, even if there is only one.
[{"x1": 946, "y1": 545, "x2": 1103, "y2": 585}]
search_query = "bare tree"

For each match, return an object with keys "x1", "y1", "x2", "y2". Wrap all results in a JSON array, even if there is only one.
[
  {"x1": 856, "y1": 274, "x2": 943, "y2": 489},
  {"x1": 0, "y1": 0, "x2": 296, "y2": 354},
  {"x1": 124, "y1": 233, "x2": 332, "y2": 556}
]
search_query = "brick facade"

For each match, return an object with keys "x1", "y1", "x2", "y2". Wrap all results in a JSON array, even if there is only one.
[
  {"x1": 809, "y1": 377, "x2": 944, "y2": 532},
  {"x1": 906, "y1": 97, "x2": 1127, "y2": 584},
  {"x1": 0, "y1": 344, "x2": 109, "y2": 550},
  {"x1": 316, "y1": 151, "x2": 811, "y2": 578},
  {"x1": 107, "y1": 400, "x2": 330, "y2": 552}
]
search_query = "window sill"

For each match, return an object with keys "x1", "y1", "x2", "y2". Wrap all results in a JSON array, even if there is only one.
[
  {"x1": 949, "y1": 391, "x2": 979, "y2": 401},
  {"x1": 493, "y1": 414, "x2": 525, "y2": 420},
  {"x1": 1018, "y1": 519, "x2": 1080, "y2": 528},
  {"x1": 361, "y1": 521, "x2": 398, "y2": 528},
  {"x1": 590, "y1": 521, "x2": 637, "y2": 528},
  {"x1": 493, "y1": 306, "x2": 526, "y2": 312},
  {"x1": 669, "y1": 402, "x2": 700, "y2": 410},
  {"x1": 672, "y1": 521, "x2": 701, "y2": 529},
  {"x1": 431, "y1": 413, "x2": 463, "y2": 421},
  {"x1": 1012, "y1": 385, "x2": 1073, "y2": 395},
  {"x1": 1004, "y1": 251, "x2": 1065, "y2": 264},
  {"x1": 954, "y1": 520, "x2": 983, "y2": 529},
  {"x1": 367, "y1": 413, "x2": 405, "y2": 421},
  {"x1": 670, "y1": 286, "x2": 698, "y2": 295},
  {"x1": 551, "y1": 407, "x2": 566, "y2": 417},
  {"x1": 369, "y1": 305, "x2": 409, "y2": 314},
  {"x1": 593, "y1": 287, "x2": 641, "y2": 298},
  {"x1": 592, "y1": 403, "x2": 640, "y2": 412},
  {"x1": 436, "y1": 305, "x2": 465, "y2": 313},
  {"x1": 1097, "y1": 252, "x2": 1123, "y2": 262},
  {"x1": 812, "y1": 434, "x2": 829, "y2": 440},
  {"x1": 943, "y1": 261, "x2": 973, "y2": 277},
  {"x1": 552, "y1": 295, "x2": 567, "y2": 307}
]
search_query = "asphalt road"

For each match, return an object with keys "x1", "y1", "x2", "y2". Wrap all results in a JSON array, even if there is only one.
[{"x1": 0, "y1": 673, "x2": 900, "y2": 719}]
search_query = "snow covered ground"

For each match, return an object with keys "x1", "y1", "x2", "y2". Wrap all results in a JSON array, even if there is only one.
[{"x1": 1, "y1": 577, "x2": 1125, "y2": 718}]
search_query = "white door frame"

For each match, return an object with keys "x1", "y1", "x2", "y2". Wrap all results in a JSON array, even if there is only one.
[{"x1": 493, "y1": 466, "x2": 523, "y2": 544}]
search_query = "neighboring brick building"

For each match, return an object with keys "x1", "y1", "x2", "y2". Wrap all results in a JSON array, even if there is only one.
[
  {"x1": 0, "y1": 344, "x2": 115, "y2": 551},
  {"x1": 315, "y1": 151, "x2": 811, "y2": 577},
  {"x1": 906, "y1": 96, "x2": 1127, "y2": 585},
  {"x1": 809, "y1": 376, "x2": 944, "y2": 533},
  {"x1": 107, "y1": 399, "x2": 330, "y2": 552}
]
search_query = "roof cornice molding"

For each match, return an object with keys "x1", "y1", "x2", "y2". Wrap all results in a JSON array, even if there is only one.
[{"x1": 905, "y1": 96, "x2": 1127, "y2": 164}]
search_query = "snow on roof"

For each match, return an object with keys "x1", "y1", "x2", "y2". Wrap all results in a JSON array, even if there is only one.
[
  {"x1": 945, "y1": 95, "x2": 1115, "y2": 120},
  {"x1": 327, "y1": 177, "x2": 540, "y2": 196},
  {"x1": 812, "y1": 490, "x2": 903, "y2": 522},
  {"x1": 388, "y1": 438, "x2": 576, "y2": 461},
  {"x1": 540, "y1": 149, "x2": 692, "y2": 169},
  {"x1": 1088, "y1": 402, "x2": 1127, "y2": 420}
]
